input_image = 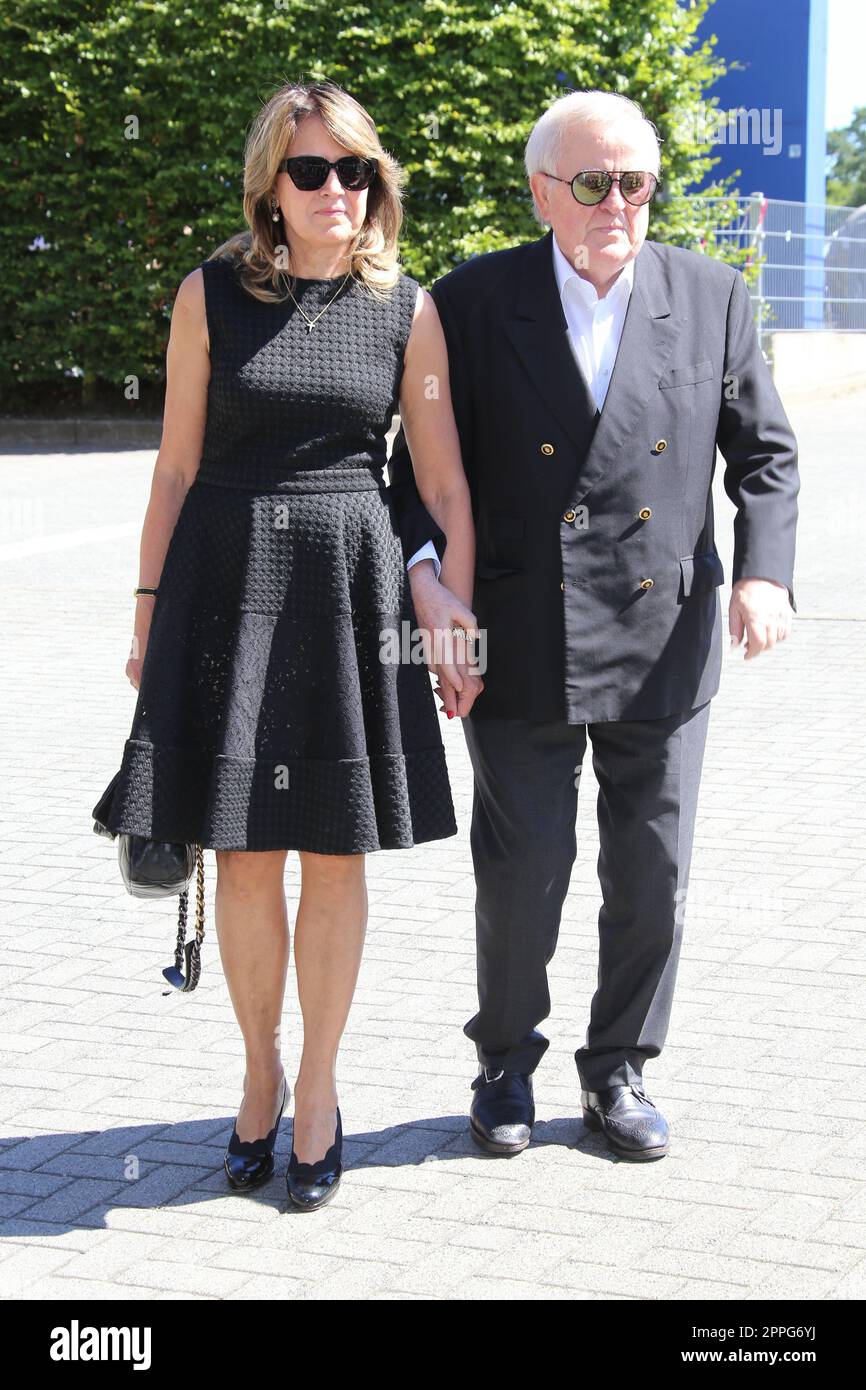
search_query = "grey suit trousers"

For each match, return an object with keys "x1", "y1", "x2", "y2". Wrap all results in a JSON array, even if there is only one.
[{"x1": 460, "y1": 700, "x2": 712, "y2": 1092}]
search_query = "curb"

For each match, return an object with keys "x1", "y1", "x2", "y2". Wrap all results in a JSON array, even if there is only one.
[{"x1": 0, "y1": 419, "x2": 162, "y2": 450}]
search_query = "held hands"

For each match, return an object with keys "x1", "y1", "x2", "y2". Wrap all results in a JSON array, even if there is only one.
[
  {"x1": 729, "y1": 578, "x2": 793, "y2": 661},
  {"x1": 433, "y1": 670, "x2": 483, "y2": 719},
  {"x1": 408, "y1": 561, "x2": 484, "y2": 717}
]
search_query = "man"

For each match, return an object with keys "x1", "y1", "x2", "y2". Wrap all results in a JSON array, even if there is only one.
[{"x1": 387, "y1": 90, "x2": 799, "y2": 1161}]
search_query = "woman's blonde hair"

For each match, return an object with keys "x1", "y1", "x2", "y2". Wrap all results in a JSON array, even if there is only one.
[{"x1": 210, "y1": 79, "x2": 407, "y2": 302}]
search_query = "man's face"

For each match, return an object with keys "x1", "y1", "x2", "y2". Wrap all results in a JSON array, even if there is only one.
[
  {"x1": 529, "y1": 122, "x2": 660, "y2": 284},
  {"x1": 275, "y1": 113, "x2": 370, "y2": 255}
]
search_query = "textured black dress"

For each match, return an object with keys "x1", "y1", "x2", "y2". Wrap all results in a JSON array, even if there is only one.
[{"x1": 98, "y1": 255, "x2": 458, "y2": 854}]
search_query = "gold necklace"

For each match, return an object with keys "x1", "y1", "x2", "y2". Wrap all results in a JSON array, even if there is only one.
[{"x1": 287, "y1": 272, "x2": 351, "y2": 333}]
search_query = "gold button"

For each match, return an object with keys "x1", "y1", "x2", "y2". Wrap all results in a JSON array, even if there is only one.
[
  {"x1": 638, "y1": 507, "x2": 652, "y2": 520},
  {"x1": 541, "y1": 442, "x2": 555, "y2": 456},
  {"x1": 563, "y1": 509, "x2": 576, "y2": 522},
  {"x1": 653, "y1": 439, "x2": 667, "y2": 453},
  {"x1": 639, "y1": 577, "x2": 654, "y2": 590},
  {"x1": 560, "y1": 580, "x2": 565, "y2": 591}
]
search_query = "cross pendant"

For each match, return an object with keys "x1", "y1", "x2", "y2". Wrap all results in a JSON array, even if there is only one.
[{"x1": 306, "y1": 322, "x2": 315, "y2": 333}]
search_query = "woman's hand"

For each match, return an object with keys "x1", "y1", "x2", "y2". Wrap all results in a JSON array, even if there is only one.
[
  {"x1": 125, "y1": 600, "x2": 153, "y2": 690},
  {"x1": 409, "y1": 562, "x2": 484, "y2": 717},
  {"x1": 125, "y1": 646, "x2": 144, "y2": 691}
]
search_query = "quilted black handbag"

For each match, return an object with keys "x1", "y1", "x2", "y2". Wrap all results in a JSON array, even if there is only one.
[{"x1": 91, "y1": 771, "x2": 206, "y2": 992}]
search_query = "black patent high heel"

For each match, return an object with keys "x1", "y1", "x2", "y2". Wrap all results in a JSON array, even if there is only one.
[
  {"x1": 286, "y1": 1106, "x2": 343, "y2": 1211},
  {"x1": 224, "y1": 1073, "x2": 288, "y2": 1192}
]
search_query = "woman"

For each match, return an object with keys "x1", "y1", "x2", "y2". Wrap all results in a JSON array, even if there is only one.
[{"x1": 99, "y1": 79, "x2": 480, "y2": 1210}]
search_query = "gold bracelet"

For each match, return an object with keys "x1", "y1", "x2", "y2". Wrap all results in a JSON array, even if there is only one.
[{"x1": 133, "y1": 586, "x2": 159, "y2": 597}]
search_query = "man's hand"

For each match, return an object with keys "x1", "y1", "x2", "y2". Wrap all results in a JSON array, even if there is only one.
[
  {"x1": 433, "y1": 670, "x2": 484, "y2": 719},
  {"x1": 408, "y1": 561, "x2": 485, "y2": 717},
  {"x1": 729, "y1": 578, "x2": 793, "y2": 660}
]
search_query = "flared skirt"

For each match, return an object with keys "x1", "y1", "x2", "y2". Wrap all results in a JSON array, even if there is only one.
[{"x1": 99, "y1": 466, "x2": 458, "y2": 853}]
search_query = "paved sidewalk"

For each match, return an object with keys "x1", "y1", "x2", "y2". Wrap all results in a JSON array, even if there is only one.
[{"x1": 0, "y1": 385, "x2": 864, "y2": 1301}]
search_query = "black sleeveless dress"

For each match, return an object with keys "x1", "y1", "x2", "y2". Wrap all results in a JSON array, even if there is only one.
[{"x1": 97, "y1": 256, "x2": 458, "y2": 854}]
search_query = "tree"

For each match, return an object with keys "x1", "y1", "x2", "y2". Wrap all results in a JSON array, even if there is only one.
[
  {"x1": 827, "y1": 107, "x2": 866, "y2": 208},
  {"x1": 0, "y1": 0, "x2": 738, "y2": 399}
]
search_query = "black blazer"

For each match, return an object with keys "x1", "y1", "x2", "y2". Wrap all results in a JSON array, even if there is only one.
[{"x1": 388, "y1": 228, "x2": 800, "y2": 723}]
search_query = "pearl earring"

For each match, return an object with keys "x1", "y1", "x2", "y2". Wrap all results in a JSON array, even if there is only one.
[{"x1": 271, "y1": 201, "x2": 280, "y2": 221}]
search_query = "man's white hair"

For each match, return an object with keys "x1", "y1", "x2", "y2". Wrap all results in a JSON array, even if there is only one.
[{"x1": 524, "y1": 89, "x2": 662, "y2": 224}]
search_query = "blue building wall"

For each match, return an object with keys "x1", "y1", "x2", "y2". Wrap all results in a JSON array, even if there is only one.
[{"x1": 693, "y1": 0, "x2": 827, "y2": 205}]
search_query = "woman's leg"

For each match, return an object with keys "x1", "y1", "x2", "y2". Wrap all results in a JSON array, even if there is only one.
[
  {"x1": 214, "y1": 849, "x2": 290, "y2": 1141},
  {"x1": 292, "y1": 850, "x2": 368, "y2": 1163}
]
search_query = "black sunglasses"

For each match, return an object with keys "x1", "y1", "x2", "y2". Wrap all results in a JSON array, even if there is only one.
[
  {"x1": 545, "y1": 169, "x2": 660, "y2": 206},
  {"x1": 279, "y1": 155, "x2": 378, "y2": 191}
]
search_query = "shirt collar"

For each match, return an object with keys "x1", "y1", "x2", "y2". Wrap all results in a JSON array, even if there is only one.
[{"x1": 550, "y1": 231, "x2": 635, "y2": 310}]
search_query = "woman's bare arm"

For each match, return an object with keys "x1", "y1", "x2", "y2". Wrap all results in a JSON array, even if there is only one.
[
  {"x1": 398, "y1": 287, "x2": 482, "y2": 714},
  {"x1": 399, "y1": 286, "x2": 474, "y2": 608},
  {"x1": 127, "y1": 267, "x2": 210, "y2": 687}
]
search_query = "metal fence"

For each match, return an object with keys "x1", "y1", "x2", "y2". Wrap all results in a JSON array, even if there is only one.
[{"x1": 690, "y1": 194, "x2": 866, "y2": 346}]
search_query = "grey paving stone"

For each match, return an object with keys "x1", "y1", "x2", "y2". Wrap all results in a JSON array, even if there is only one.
[{"x1": 1, "y1": 385, "x2": 864, "y2": 1299}]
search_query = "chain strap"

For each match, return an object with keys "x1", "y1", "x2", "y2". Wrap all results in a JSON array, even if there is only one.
[{"x1": 162, "y1": 844, "x2": 205, "y2": 993}]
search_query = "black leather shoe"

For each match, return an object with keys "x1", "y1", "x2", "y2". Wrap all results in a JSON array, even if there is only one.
[
  {"x1": 469, "y1": 1068, "x2": 534, "y2": 1155},
  {"x1": 581, "y1": 1081, "x2": 669, "y2": 1160},
  {"x1": 286, "y1": 1106, "x2": 343, "y2": 1211},
  {"x1": 224, "y1": 1073, "x2": 288, "y2": 1191}
]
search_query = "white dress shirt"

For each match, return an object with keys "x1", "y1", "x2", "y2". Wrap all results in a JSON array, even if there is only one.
[
  {"x1": 405, "y1": 234, "x2": 635, "y2": 575},
  {"x1": 550, "y1": 232, "x2": 635, "y2": 410}
]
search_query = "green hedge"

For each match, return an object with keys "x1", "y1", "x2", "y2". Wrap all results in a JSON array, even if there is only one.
[{"x1": 1, "y1": 0, "x2": 738, "y2": 406}]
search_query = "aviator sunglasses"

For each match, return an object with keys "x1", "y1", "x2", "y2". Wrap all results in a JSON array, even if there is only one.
[
  {"x1": 544, "y1": 168, "x2": 660, "y2": 206},
  {"x1": 279, "y1": 155, "x2": 379, "y2": 191}
]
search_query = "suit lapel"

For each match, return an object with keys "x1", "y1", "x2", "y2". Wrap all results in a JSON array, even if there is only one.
[
  {"x1": 504, "y1": 229, "x2": 598, "y2": 456},
  {"x1": 571, "y1": 239, "x2": 680, "y2": 506},
  {"x1": 503, "y1": 232, "x2": 682, "y2": 506}
]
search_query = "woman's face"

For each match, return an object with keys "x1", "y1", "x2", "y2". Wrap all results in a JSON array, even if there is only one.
[{"x1": 274, "y1": 114, "x2": 370, "y2": 259}]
